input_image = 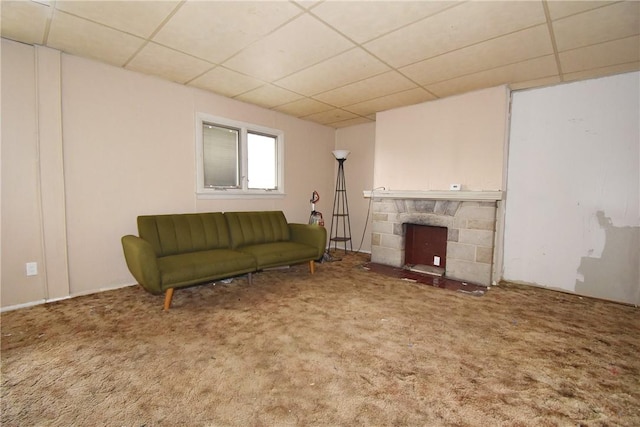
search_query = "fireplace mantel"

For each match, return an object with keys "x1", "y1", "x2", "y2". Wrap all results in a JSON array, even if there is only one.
[{"x1": 363, "y1": 190, "x2": 503, "y2": 202}]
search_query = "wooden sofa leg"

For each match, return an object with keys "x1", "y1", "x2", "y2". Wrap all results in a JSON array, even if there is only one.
[
  {"x1": 163, "y1": 288, "x2": 174, "y2": 311},
  {"x1": 309, "y1": 260, "x2": 315, "y2": 274},
  {"x1": 248, "y1": 272, "x2": 253, "y2": 285}
]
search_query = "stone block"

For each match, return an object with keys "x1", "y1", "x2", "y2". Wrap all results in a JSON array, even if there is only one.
[
  {"x1": 380, "y1": 233, "x2": 403, "y2": 250},
  {"x1": 413, "y1": 200, "x2": 436, "y2": 213},
  {"x1": 371, "y1": 233, "x2": 381, "y2": 246},
  {"x1": 447, "y1": 228, "x2": 459, "y2": 242},
  {"x1": 372, "y1": 221, "x2": 394, "y2": 234},
  {"x1": 459, "y1": 229, "x2": 494, "y2": 247},
  {"x1": 446, "y1": 259, "x2": 491, "y2": 285},
  {"x1": 453, "y1": 217, "x2": 468, "y2": 229},
  {"x1": 447, "y1": 242, "x2": 475, "y2": 262},
  {"x1": 467, "y1": 219, "x2": 496, "y2": 231},
  {"x1": 371, "y1": 246, "x2": 403, "y2": 267},
  {"x1": 445, "y1": 201, "x2": 461, "y2": 216},
  {"x1": 394, "y1": 199, "x2": 407, "y2": 213},
  {"x1": 373, "y1": 200, "x2": 398, "y2": 214},
  {"x1": 455, "y1": 205, "x2": 497, "y2": 221},
  {"x1": 393, "y1": 223, "x2": 404, "y2": 236},
  {"x1": 434, "y1": 200, "x2": 451, "y2": 215},
  {"x1": 476, "y1": 246, "x2": 493, "y2": 264},
  {"x1": 372, "y1": 213, "x2": 388, "y2": 222},
  {"x1": 479, "y1": 201, "x2": 497, "y2": 208}
]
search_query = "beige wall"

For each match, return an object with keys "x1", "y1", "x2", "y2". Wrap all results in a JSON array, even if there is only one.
[
  {"x1": 374, "y1": 86, "x2": 509, "y2": 191},
  {"x1": 1, "y1": 39, "x2": 336, "y2": 309},
  {"x1": 1, "y1": 40, "x2": 47, "y2": 307},
  {"x1": 334, "y1": 123, "x2": 375, "y2": 253}
]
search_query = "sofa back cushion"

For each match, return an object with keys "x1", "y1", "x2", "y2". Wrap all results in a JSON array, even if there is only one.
[
  {"x1": 138, "y1": 213, "x2": 230, "y2": 257},
  {"x1": 225, "y1": 211, "x2": 290, "y2": 249}
]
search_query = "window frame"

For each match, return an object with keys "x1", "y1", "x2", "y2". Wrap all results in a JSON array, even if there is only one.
[{"x1": 196, "y1": 113, "x2": 285, "y2": 199}]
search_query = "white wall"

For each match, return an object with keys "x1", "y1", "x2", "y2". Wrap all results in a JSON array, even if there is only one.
[
  {"x1": 374, "y1": 86, "x2": 510, "y2": 191},
  {"x1": 1, "y1": 39, "x2": 336, "y2": 309},
  {"x1": 503, "y1": 72, "x2": 640, "y2": 305}
]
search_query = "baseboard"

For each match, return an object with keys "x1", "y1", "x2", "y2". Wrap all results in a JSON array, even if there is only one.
[{"x1": 1, "y1": 282, "x2": 137, "y2": 313}]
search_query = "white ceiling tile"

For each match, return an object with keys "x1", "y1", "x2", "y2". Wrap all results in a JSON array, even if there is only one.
[
  {"x1": 274, "y1": 98, "x2": 334, "y2": 117},
  {"x1": 314, "y1": 71, "x2": 417, "y2": 107},
  {"x1": 563, "y1": 61, "x2": 640, "y2": 83},
  {"x1": 55, "y1": 1, "x2": 179, "y2": 38},
  {"x1": 311, "y1": 1, "x2": 458, "y2": 43},
  {"x1": 294, "y1": 1, "x2": 322, "y2": 10},
  {"x1": 126, "y1": 42, "x2": 213, "y2": 84},
  {"x1": 344, "y1": 88, "x2": 436, "y2": 117},
  {"x1": 365, "y1": 1, "x2": 547, "y2": 68},
  {"x1": 509, "y1": 76, "x2": 562, "y2": 91},
  {"x1": 47, "y1": 11, "x2": 145, "y2": 67},
  {"x1": 330, "y1": 117, "x2": 375, "y2": 129},
  {"x1": 1, "y1": 0, "x2": 52, "y2": 45},
  {"x1": 546, "y1": 1, "x2": 613, "y2": 20},
  {"x1": 402, "y1": 25, "x2": 554, "y2": 86},
  {"x1": 188, "y1": 67, "x2": 265, "y2": 98},
  {"x1": 275, "y1": 48, "x2": 389, "y2": 96},
  {"x1": 560, "y1": 36, "x2": 640, "y2": 74},
  {"x1": 426, "y1": 55, "x2": 559, "y2": 98},
  {"x1": 235, "y1": 85, "x2": 303, "y2": 109},
  {"x1": 153, "y1": 1, "x2": 301, "y2": 64},
  {"x1": 302, "y1": 109, "x2": 358, "y2": 125},
  {"x1": 553, "y1": 1, "x2": 640, "y2": 52},
  {"x1": 223, "y1": 14, "x2": 354, "y2": 81}
]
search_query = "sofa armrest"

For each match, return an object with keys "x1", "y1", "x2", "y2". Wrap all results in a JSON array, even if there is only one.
[
  {"x1": 289, "y1": 224, "x2": 327, "y2": 259},
  {"x1": 121, "y1": 235, "x2": 162, "y2": 294}
]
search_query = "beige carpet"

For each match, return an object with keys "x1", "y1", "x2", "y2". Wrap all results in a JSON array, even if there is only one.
[{"x1": 2, "y1": 253, "x2": 639, "y2": 426}]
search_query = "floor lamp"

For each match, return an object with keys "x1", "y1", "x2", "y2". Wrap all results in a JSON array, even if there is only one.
[{"x1": 328, "y1": 150, "x2": 353, "y2": 254}]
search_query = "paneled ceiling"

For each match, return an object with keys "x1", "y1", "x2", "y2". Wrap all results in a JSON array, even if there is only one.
[{"x1": 2, "y1": 0, "x2": 639, "y2": 128}]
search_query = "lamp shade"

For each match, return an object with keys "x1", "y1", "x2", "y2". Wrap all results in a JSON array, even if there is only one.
[{"x1": 332, "y1": 150, "x2": 350, "y2": 160}]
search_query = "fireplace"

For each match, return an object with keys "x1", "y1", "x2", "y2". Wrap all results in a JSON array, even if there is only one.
[
  {"x1": 405, "y1": 224, "x2": 447, "y2": 273},
  {"x1": 367, "y1": 191, "x2": 502, "y2": 286}
]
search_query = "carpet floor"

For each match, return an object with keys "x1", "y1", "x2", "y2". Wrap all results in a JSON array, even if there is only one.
[{"x1": 1, "y1": 252, "x2": 639, "y2": 426}]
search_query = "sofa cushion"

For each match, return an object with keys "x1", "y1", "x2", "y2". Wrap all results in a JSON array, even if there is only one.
[
  {"x1": 158, "y1": 249, "x2": 255, "y2": 288},
  {"x1": 225, "y1": 211, "x2": 290, "y2": 249},
  {"x1": 138, "y1": 213, "x2": 230, "y2": 257},
  {"x1": 239, "y1": 242, "x2": 318, "y2": 270}
]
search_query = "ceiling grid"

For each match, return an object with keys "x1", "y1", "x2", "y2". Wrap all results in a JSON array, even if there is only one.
[{"x1": 2, "y1": 0, "x2": 638, "y2": 128}]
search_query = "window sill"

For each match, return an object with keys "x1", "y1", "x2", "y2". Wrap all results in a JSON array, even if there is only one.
[{"x1": 196, "y1": 191, "x2": 286, "y2": 200}]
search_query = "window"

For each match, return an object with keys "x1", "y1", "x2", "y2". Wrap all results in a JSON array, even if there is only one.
[{"x1": 196, "y1": 113, "x2": 284, "y2": 198}]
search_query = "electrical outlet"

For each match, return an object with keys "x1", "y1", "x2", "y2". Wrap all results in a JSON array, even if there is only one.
[
  {"x1": 433, "y1": 256, "x2": 441, "y2": 266},
  {"x1": 26, "y1": 262, "x2": 38, "y2": 276},
  {"x1": 449, "y1": 183, "x2": 461, "y2": 191}
]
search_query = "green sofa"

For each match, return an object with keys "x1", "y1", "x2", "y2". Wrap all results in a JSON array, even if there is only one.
[{"x1": 121, "y1": 211, "x2": 326, "y2": 310}]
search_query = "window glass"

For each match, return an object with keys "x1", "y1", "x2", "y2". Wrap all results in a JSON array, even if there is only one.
[
  {"x1": 203, "y1": 124, "x2": 239, "y2": 188},
  {"x1": 247, "y1": 132, "x2": 277, "y2": 190}
]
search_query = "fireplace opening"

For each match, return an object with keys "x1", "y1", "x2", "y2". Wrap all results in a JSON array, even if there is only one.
[{"x1": 404, "y1": 223, "x2": 447, "y2": 276}]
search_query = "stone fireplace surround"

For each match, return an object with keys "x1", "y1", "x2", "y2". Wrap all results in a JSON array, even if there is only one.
[{"x1": 365, "y1": 191, "x2": 503, "y2": 286}]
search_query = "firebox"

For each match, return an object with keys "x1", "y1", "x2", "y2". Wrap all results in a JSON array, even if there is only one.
[{"x1": 404, "y1": 224, "x2": 447, "y2": 274}]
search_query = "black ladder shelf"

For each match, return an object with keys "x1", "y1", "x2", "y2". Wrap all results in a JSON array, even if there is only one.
[{"x1": 328, "y1": 158, "x2": 352, "y2": 253}]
